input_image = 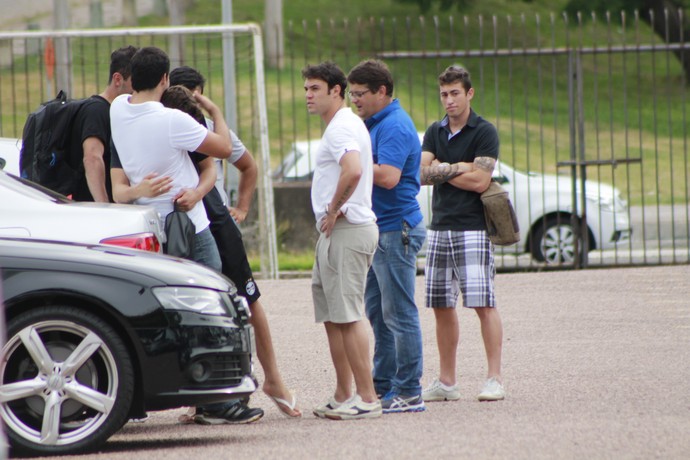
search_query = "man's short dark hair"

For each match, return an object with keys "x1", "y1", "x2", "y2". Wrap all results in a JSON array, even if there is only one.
[
  {"x1": 347, "y1": 59, "x2": 394, "y2": 97},
  {"x1": 130, "y1": 47, "x2": 170, "y2": 92},
  {"x1": 169, "y1": 66, "x2": 206, "y2": 93},
  {"x1": 109, "y1": 45, "x2": 138, "y2": 83},
  {"x1": 301, "y1": 61, "x2": 347, "y2": 99},
  {"x1": 438, "y1": 65, "x2": 472, "y2": 91},
  {"x1": 161, "y1": 85, "x2": 207, "y2": 127}
]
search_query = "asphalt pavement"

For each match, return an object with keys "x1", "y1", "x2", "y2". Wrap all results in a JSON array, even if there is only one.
[{"x1": 22, "y1": 264, "x2": 690, "y2": 460}]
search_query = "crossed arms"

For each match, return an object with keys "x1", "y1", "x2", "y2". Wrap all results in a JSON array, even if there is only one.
[{"x1": 420, "y1": 151, "x2": 496, "y2": 193}]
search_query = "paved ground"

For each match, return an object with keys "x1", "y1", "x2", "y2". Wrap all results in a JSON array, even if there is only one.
[{"x1": 21, "y1": 264, "x2": 690, "y2": 459}]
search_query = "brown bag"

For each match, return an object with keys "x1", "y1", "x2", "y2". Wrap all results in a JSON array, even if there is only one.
[{"x1": 481, "y1": 181, "x2": 520, "y2": 246}]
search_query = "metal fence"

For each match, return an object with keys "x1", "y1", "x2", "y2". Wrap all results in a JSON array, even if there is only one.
[
  {"x1": 0, "y1": 11, "x2": 688, "y2": 274},
  {"x1": 0, "y1": 24, "x2": 280, "y2": 278},
  {"x1": 271, "y1": 10, "x2": 689, "y2": 270}
]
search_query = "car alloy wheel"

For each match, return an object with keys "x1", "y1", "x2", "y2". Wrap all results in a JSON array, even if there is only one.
[
  {"x1": 531, "y1": 216, "x2": 584, "y2": 265},
  {"x1": 0, "y1": 307, "x2": 134, "y2": 456}
]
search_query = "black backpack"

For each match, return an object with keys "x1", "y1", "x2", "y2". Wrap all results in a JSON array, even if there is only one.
[{"x1": 19, "y1": 90, "x2": 90, "y2": 196}]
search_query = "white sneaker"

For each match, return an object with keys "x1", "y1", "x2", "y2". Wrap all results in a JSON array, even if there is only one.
[
  {"x1": 313, "y1": 397, "x2": 344, "y2": 419},
  {"x1": 422, "y1": 378, "x2": 461, "y2": 402},
  {"x1": 324, "y1": 395, "x2": 382, "y2": 420},
  {"x1": 477, "y1": 377, "x2": 506, "y2": 401}
]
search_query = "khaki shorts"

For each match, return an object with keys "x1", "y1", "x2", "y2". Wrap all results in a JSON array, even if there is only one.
[{"x1": 312, "y1": 219, "x2": 378, "y2": 324}]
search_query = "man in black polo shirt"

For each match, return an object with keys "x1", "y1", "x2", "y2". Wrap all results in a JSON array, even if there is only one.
[{"x1": 419, "y1": 65, "x2": 506, "y2": 402}]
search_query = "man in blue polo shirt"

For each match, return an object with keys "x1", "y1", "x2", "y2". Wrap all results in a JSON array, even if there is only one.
[{"x1": 347, "y1": 59, "x2": 426, "y2": 413}]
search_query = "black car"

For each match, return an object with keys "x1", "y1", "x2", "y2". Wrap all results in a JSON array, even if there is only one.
[{"x1": 0, "y1": 238, "x2": 256, "y2": 456}]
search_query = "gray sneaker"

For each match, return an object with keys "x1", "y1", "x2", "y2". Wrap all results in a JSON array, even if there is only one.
[
  {"x1": 324, "y1": 395, "x2": 382, "y2": 420},
  {"x1": 422, "y1": 378, "x2": 461, "y2": 402},
  {"x1": 313, "y1": 397, "x2": 343, "y2": 419},
  {"x1": 477, "y1": 377, "x2": 505, "y2": 401},
  {"x1": 381, "y1": 393, "x2": 426, "y2": 413}
]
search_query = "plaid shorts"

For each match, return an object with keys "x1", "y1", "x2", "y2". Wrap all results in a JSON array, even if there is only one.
[{"x1": 425, "y1": 230, "x2": 496, "y2": 308}]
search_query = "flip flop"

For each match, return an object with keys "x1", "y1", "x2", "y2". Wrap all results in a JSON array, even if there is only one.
[{"x1": 267, "y1": 392, "x2": 302, "y2": 418}]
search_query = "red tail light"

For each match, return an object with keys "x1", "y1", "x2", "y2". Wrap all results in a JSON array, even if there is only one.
[{"x1": 100, "y1": 233, "x2": 161, "y2": 253}]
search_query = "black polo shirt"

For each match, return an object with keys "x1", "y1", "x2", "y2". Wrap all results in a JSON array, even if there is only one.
[{"x1": 421, "y1": 110, "x2": 499, "y2": 231}]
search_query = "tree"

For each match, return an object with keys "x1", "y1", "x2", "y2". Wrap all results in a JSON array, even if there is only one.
[
  {"x1": 398, "y1": 0, "x2": 689, "y2": 82},
  {"x1": 393, "y1": 0, "x2": 472, "y2": 14},
  {"x1": 563, "y1": 0, "x2": 690, "y2": 82}
]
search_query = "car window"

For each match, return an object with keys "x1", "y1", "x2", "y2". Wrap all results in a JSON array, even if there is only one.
[{"x1": 0, "y1": 171, "x2": 71, "y2": 203}]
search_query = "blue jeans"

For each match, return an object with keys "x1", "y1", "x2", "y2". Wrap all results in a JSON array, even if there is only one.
[
  {"x1": 365, "y1": 220, "x2": 426, "y2": 396},
  {"x1": 191, "y1": 226, "x2": 222, "y2": 272}
]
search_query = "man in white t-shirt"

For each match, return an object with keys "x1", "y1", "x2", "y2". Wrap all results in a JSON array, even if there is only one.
[
  {"x1": 303, "y1": 61, "x2": 381, "y2": 420},
  {"x1": 168, "y1": 66, "x2": 302, "y2": 422},
  {"x1": 110, "y1": 47, "x2": 233, "y2": 270}
]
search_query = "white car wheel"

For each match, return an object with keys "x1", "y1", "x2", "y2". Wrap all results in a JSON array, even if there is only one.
[{"x1": 531, "y1": 216, "x2": 585, "y2": 265}]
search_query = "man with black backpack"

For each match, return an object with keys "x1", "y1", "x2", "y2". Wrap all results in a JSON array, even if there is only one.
[
  {"x1": 70, "y1": 45, "x2": 138, "y2": 202},
  {"x1": 19, "y1": 46, "x2": 137, "y2": 201}
]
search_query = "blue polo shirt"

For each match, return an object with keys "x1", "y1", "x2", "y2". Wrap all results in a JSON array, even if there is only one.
[{"x1": 365, "y1": 99, "x2": 423, "y2": 232}]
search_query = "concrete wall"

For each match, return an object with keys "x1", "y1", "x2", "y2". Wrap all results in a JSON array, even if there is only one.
[{"x1": 240, "y1": 182, "x2": 316, "y2": 255}]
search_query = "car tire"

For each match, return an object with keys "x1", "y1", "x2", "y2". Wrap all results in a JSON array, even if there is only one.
[
  {"x1": 1, "y1": 306, "x2": 134, "y2": 456},
  {"x1": 530, "y1": 215, "x2": 584, "y2": 265}
]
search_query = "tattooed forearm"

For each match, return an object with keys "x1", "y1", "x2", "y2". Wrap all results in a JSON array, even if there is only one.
[
  {"x1": 421, "y1": 162, "x2": 465, "y2": 185},
  {"x1": 330, "y1": 184, "x2": 353, "y2": 214},
  {"x1": 474, "y1": 156, "x2": 496, "y2": 173}
]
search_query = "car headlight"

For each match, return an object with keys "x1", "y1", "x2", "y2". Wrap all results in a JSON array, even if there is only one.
[
  {"x1": 588, "y1": 194, "x2": 627, "y2": 213},
  {"x1": 152, "y1": 287, "x2": 228, "y2": 316}
]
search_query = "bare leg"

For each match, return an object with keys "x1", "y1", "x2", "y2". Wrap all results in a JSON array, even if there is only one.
[
  {"x1": 433, "y1": 307, "x2": 459, "y2": 386},
  {"x1": 250, "y1": 299, "x2": 301, "y2": 416},
  {"x1": 474, "y1": 307, "x2": 503, "y2": 379},
  {"x1": 324, "y1": 321, "x2": 354, "y2": 402},
  {"x1": 336, "y1": 321, "x2": 377, "y2": 403}
]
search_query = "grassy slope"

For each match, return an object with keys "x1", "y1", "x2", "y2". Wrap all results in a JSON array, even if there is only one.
[{"x1": 181, "y1": 0, "x2": 687, "y2": 269}]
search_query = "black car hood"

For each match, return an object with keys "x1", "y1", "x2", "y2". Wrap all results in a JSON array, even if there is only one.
[{"x1": 0, "y1": 238, "x2": 232, "y2": 291}]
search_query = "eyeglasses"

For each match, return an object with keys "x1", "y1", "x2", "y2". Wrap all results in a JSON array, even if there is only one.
[{"x1": 347, "y1": 89, "x2": 371, "y2": 99}]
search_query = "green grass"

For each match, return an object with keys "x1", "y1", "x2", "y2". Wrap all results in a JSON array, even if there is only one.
[
  {"x1": 248, "y1": 249, "x2": 314, "y2": 272},
  {"x1": 1, "y1": 0, "x2": 688, "y2": 207}
]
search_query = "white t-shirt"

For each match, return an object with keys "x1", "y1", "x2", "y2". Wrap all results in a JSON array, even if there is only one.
[
  {"x1": 311, "y1": 107, "x2": 375, "y2": 225},
  {"x1": 206, "y1": 118, "x2": 247, "y2": 206},
  {"x1": 110, "y1": 94, "x2": 210, "y2": 233}
]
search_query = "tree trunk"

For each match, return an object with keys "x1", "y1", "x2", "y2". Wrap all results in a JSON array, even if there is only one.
[
  {"x1": 122, "y1": 0, "x2": 138, "y2": 26},
  {"x1": 639, "y1": 1, "x2": 690, "y2": 84},
  {"x1": 265, "y1": 0, "x2": 284, "y2": 69}
]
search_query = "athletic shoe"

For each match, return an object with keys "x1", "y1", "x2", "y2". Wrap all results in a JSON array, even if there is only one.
[
  {"x1": 193, "y1": 402, "x2": 264, "y2": 425},
  {"x1": 477, "y1": 377, "x2": 506, "y2": 401},
  {"x1": 313, "y1": 397, "x2": 344, "y2": 419},
  {"x1": 422, "y1": 378, "x2": 461, "y2": 402},
  {"x1": 324, "y1": 395, "x2": 382, "y2": 420},
  {"x1": 381, "y1": 392, "x2": 426, "y2": 413}
]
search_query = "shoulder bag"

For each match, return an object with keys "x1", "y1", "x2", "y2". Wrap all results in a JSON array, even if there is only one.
[{"x1": 481, "y1": 181, "x2": 520, "y2": 246}]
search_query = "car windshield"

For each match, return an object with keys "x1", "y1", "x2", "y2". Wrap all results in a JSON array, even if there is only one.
[{"x1": 0, "y1": 170, "x2": 72, "y2": 203}]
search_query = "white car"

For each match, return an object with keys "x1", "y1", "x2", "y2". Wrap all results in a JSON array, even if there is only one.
[
  {"x1": 0, "y1": 136, "x2": 21, "y2": 176},
  {"x1": 274, "y1": 137, "x2": 632, "y2": 265},
  {"x1": 0, "y1": 169, "x2": 165, "y2": 252},
  {"x1": 1, "y1": 137, "x2": 165, "y2": 252}
]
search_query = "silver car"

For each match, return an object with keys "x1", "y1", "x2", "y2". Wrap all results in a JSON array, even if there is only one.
[
  {"x1": 274, "y1": 137, "x2": 632, "y2": 265},
  {"x1": 0, "y1": 137, "x2": 21, "y2": 176},
  {"x1": 0, "y1": 137, "x2": 165, "y2": 252},
  {"x1": 0, "y1": 169, "x2": 165, "y2": 252}
]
